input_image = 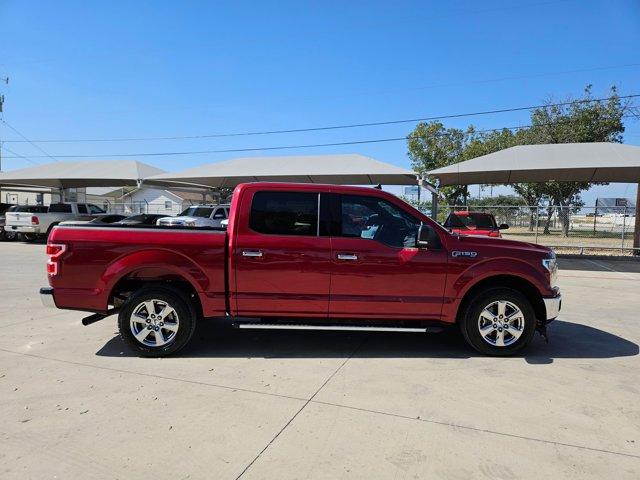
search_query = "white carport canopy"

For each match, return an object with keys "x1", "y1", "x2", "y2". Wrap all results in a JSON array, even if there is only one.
[
  {"x1": 0, "y1": 160, "x2": 166, "y2": 189},
  {"x1": 428, "y1": 143, "x2": 640, "y2": 186},
  {"x1": 427, "y1": 142, "x2": 640, "y2": 252},
  {"x1": 145, "y1": 154, "x2": 417, "y2": 188}
]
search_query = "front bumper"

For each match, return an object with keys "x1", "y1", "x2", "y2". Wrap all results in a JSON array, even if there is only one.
[
  {"x1": 543, "y1": 292, "x2": 562, "y2": 320},
  {"x1": 40, "y1": 287, "x2": 56, "y2": 308}
]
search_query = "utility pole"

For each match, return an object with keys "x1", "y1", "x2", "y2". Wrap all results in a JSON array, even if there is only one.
[
  {"x1": 0, "y1": 77, "x2": 9, "y2": 203},
  {"x1": 0, "y1": 91, "x2": 4, "y2": 204}
]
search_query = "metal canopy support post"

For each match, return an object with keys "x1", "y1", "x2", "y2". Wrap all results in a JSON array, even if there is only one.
[
  {"x1": 431, "y1": 191, "x2": 438, "y2": 220},
  {"x1": 418, "y1": 177, "x2": 439, "y2": 219},
  {"x1": 634, "y1": 181, "x2": 640, "y2": 255}
]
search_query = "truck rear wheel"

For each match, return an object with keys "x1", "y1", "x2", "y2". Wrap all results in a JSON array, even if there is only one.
[
  {"x1": 118, "y1": 287, "x2": 197, "y2": 357},
  {"x1": 22, "y1": 233, "x2": 40, "y2": 242},
  {"x1": 459, "y1": 287, "x2": 536, "y2": 356}
]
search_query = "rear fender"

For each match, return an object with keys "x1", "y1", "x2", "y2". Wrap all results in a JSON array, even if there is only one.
[{"x1": 101, "y1": 249, "x2": 209, "y2": 307}]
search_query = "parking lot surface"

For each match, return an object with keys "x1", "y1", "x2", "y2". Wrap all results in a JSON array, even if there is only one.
[{"x1": 1, "y1": 242, "x2": 639, "y2": 479}]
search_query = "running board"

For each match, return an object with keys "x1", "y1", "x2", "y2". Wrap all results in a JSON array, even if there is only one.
[{"x1": 235, "y1": 323, "x2": 443, "y2": 333}]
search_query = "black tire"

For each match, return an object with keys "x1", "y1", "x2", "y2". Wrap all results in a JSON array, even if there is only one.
[
  {"x1": 459, "y1": 287, "x2": 536, "y2": 356},
  {"x1": 4, "y1": 230, "x2": 17, "y2": 241},
  {"x1": 22, "y1": 233, "x2": 39, "y2": 242},
  {"x1": 118, "y1": 286, "x2": 198, "y2": 357}
]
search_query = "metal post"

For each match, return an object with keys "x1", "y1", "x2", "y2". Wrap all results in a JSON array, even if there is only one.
[
  {"x1": 621, "y1": 206, "x2": 626, "y2": 253},
  {"x1": 534, "y1": 207, "x2": 539, "y2": 244},
  {"x1": 0, "y1": 140, "x2": 3, "y2": 203},
  {"x1": 633, "y1": 182, "x2": 640, "y2": 256},
  {"x1": 431, "y1": 191, "x2": 438, "y2": 220}
]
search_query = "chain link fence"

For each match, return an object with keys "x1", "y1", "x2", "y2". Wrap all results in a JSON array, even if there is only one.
[{"x1": 439, "y1": 205, "x2": 638, "y2": 255}]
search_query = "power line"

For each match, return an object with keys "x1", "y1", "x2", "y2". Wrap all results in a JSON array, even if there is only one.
[
  {"x1": 0, "y1": 119, "x2": 58, "y2": 162},
  {"x1": 3, "y1": 94, "x2": 638, "y2": 144},
  {"x1": 345, "y1": 62, "x2": 640, "y2": 99},
  {"x1": 5, "y1": 115, "x2": 637, "y2": 159},
  {"x1": 2, "y1": 145, "x2": 40, "y2": 165}
]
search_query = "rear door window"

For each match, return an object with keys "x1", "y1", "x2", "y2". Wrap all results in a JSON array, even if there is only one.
[
  {"x1": 250, "y1": 191, "x2": 318, "y2": 236},
  {"x1": 48, "y1": 204, "x2": 73, "y2": 213},
  {"x1": 77, "y1": 205, "x2": 88, "y2": 214}
]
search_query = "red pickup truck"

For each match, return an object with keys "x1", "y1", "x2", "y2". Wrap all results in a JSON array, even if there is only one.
[{"x1": 41, "y1": 182, "x2": 561, "y2": 357}]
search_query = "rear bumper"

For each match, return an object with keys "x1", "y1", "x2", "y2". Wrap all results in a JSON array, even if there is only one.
[
  {"x1": 13, "y1": 226, "x2": 41, "y2": 234},
  {"x1": 40, "y1": 287, "x2": 56, "y2": 308},
  {"x1": 543, "y1": 292, "x2": 562, "y2": 320}
]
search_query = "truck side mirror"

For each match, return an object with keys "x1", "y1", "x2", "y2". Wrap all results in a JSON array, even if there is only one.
[
  {"x1": 499, "y1": 223, "x2": 509, "y2": 230},
  {"x1": 416, "y1": 224, "x2": 432, "y2": 248}
]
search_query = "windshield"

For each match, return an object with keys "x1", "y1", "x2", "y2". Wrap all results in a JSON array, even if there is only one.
[
  {"x1": 0, "y1": 204, "x2": 14, "y2": 215},
  {"x1": 445, "y1": 212, "x2": 497, "y2": 230},
  {"x1": 178, "y1": 207, "x2": 214, "y2": 218}
]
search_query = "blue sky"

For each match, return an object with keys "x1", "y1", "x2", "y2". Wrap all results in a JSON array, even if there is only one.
[{"x1": 1, "y1": 0, "x2": 639, "y2": 204}]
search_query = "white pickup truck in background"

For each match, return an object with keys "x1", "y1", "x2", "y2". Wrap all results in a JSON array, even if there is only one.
[
  {"x1": 156, "y1": 204, "x2": 230, "y2": 228},
  {"x1": 5, "y1": 202, "x2": 106, "y2": 241}
]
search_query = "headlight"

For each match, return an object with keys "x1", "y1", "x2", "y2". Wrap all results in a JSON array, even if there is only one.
[
  {"x1": 542, "y1": 258, "x2": 556, "y2": 272},
  {"x1": 185, "y1": 220, "x2": 196, "y2": 227},
  {"x1": 542, "y1": 252, "x2": 558, "y2": 287}
]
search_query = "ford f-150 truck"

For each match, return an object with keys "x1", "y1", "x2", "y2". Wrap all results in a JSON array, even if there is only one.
[{"x1": 41, "y1": 182, "x2": 561, "y2": 357}]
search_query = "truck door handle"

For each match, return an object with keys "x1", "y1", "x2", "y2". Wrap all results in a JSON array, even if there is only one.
[
  {"x1": 242, "y1": 250, "x2": 263, "y2": 258},
  {"x1": 337, "y1": 253, "x2": 358, "y2": 261}
]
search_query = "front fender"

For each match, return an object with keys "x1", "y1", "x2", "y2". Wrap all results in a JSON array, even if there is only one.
[
  {"x1": 455, "y1": 257, "x2": 551, "y2": 299},
  {"x1": 441, "y1": 257, "x2": 552, "y2": 323}
]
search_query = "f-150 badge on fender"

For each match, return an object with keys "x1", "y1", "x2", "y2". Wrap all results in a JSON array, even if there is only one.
[{"x1": 452, "y1": 251, "x2": 478, "y2": 258}]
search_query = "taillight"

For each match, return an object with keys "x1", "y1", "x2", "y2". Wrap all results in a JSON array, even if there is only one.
[
  {"x1": 31, "y1": 216, "x2": 40, "y2": 225},
  {"x1": 46, "y1": 243, "x2": 66, "y2": 276}
]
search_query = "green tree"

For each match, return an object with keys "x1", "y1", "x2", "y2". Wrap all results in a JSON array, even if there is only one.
[
  {"x1": 468, "y1": 194, "x2": 526, "y2": 207},
  {"x1": 407, "y1": 122, "x2": 478, "y2": 205},
  {"x1": 513, "y1": 86, "x2": 628, "y2": 235},
  {"x1": 510, "y1": 183, "x2": 546, "y2": 231}
]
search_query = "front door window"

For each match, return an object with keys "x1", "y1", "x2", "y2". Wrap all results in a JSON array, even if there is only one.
[{"x1": 340, "y1": 195, "x2": 420, "y2": 248}]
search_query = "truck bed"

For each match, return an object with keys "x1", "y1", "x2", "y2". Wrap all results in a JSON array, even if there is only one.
[{"x1": 48, "y1": 224, "x2": 228, "y2": 316}]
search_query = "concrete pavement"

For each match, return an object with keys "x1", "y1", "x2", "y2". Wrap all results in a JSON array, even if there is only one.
[{"x1": 0, "y1": 242, "x2": 638, "y2": 479}]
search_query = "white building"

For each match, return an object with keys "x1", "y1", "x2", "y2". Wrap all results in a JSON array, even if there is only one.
[{"x1": 105, "y1": 187, "x2": 215, "y2": 215}]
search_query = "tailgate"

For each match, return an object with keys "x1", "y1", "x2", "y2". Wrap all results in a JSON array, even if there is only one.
[{"x1": 5, "y1": 212, "x2": 38, "y2": 227}]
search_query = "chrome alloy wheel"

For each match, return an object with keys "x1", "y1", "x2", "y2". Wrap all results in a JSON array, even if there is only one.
[
  {"x1": 129, "y1": 299, "x2": 179, "y2": 347},
  {"x1": 477, "y1": 300, "x2": 525, "y2": 347}
]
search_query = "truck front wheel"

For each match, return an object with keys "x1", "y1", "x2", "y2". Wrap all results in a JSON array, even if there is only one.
[
  {"x1": 460, "y1": 287, "x2": 536, "y2": 356},
  {"x1": 118, "y1": 287, "x2": 197, "y2": 357}
]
